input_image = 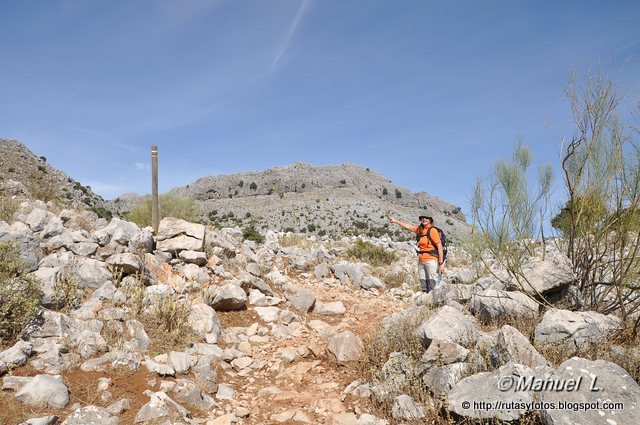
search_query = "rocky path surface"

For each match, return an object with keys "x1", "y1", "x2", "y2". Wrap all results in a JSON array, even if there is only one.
[
  {"x1": 3, "y1": 205, "x2": 640, "y2": 425},
  {"x1": 206, "y1": 276, "x2": 406, "y2": 424}
]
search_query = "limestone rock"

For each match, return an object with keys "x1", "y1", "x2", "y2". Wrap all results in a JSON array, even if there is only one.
[
  {"x1": 105, "y1": 253, "x2": 144, "y2": 275},
  {"x1": 490, "y1": 325, "x2": 548, "y2": 368},
  {"x1": 540, "y1": 357, "x2": 640, "y2": 425},
  {"x1": 135, "y1": 391, "x2": 194, "y2": 424},
  {"x1": 514, "y1": 256, "x2": 576, "y2": 295},
  {"x1": 179, "y1": 250, "x2": 208, "y2": 266},
  {"x1": 188, "y1": 302, "x2": 222, "y2": 344},
  {"x1": 327, "y1": 331, "x2": 364, "y2": 365},
  {"x1": 313, "y1": 301, "x2": 346, "y2": 315},
  {"x1": 0, "y1": 340, "x2": 33, "y2": 369},
  {"x1": 283, "y1": 285, "x2": 316, "y2": 313},
  {"x1": 61, "y1": 406, "x2": 118, "y2": 425},
  {"x1": 156, "y1": 217, "x2": 205, "y2": 252},
  {"x1": 469, "y1": 289, "x2": 539, "y2": 322},
  {"x1": 205, "y1": 283, "x2": 247, "y2": 311},
  {"x1": 15, "y1": 374, "x2": 69, "y2": 409},
  {"x1": 448, "y1": 364, "x2": 535, "y2": 421},
  {"x1": 331, "y1": 261, "x2": 366, "y2": 286},
  {"x1": 534, "y1": 309, "x2": 622, "y2": 354},
  {"x1": 415, "y1": 305, "x2": 479, "y2": 348},
  {"x1": 392, "y1": 394, "x2": 426, "y2": 420}
]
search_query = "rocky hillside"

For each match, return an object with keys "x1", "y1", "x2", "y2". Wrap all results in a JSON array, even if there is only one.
[
  {"x1": 1, "y1": 201, "x2": 639, "y2": 425},
  {"x1": 0, "y1": 139, "x2": 109, "y2": 217},
  {"x1": 1, "y1": 139, "x2": 469, "y2": 241},
  {"x1": 164, "y1": 162, "x2": 469, "y2": 241}
]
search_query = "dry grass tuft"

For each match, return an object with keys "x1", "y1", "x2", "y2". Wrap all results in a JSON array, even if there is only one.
[
  {"x1": 278, "y1": 233, "x2": 312, "y2": 248},
  {"x1": 140, "y1": 297, "x2": 200, "y2": 355},
  {"x1": 0, "y1": 195, "x2": 19, "y2": 223},
  {"x1": 357, "y1": 305, "x2": 441, "y2": 421},
  {"x1": 535, "y1": 324, "x2": 640, "y2": 383},
  {"x1": 374, "y1": 268, "x2": 411, "y2": 289},
  {"x1": 477, "y1": 310, "x2": 640, "y2": 383},
  {"x1": 0, "y1": 241, "x2": 42, "y2": 349},
  {"x1": 0, "y1": 390, "x2": 45, "y2": 425}
]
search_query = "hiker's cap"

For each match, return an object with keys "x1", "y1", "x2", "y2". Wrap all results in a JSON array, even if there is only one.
[{"x1": 419, "y1": 215, "x2": 429, "y2": 221}]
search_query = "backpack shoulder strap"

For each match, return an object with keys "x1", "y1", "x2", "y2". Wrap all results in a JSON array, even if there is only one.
[{"x1": 424, "y1": 226, "x2": 436, "y2": 244}]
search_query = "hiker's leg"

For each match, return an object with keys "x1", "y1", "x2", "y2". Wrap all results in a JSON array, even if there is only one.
[
  {"x1": 424, "y1": 260, "x2": 438, "y2": 293},
  {"x1": 417, "y1": 262, "x2": 428, "y2": 292}
]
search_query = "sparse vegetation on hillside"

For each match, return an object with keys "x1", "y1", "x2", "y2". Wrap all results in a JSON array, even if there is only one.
[
  {"x1": 347, "y1": 238, "x2": 397, "y2": 267},
  {"x1": 0, "y1": 241, "x2": 42, "y2": 349},
  {"x1": 126, "y1": 194, "x2": 200, "y2": 227},
  {"x1": 1, "y1": 139, "x2": 108, "y2": 213}
]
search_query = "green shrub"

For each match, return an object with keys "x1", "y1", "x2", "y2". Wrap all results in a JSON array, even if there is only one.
[
  {"x1": 0, "y1": 241, "x2": 42, "y2": 348},
  {"x1": 249, "y1": 182, "x2": 257, "y2": 190},
  {"x1": 89, "y1": 207, "x2": 113, "y2": 220},
  {"x1": 551, "y1": 195, "x2": 609, "y2": 235},
  {"x1": 353, "y1": 220, "x2": 368, "y2": 229},
  {"x1": 126, "y1": 194, "x2": 200, "y2": 228},
  {"x1": 243, "y1": 226, "x2": 264, "y2": 244},
  {"x1": 346, "y1": 239, "x2": 397, "y2": 267}
]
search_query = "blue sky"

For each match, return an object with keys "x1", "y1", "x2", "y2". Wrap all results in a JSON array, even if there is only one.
[{"x1": 1, "y1": 0, "x2": 639, "y2": 217}]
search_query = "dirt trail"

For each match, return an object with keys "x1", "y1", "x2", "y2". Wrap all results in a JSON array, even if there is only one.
[{"x1": 210, "y1": 279, "x2": 407, "y2": 424}]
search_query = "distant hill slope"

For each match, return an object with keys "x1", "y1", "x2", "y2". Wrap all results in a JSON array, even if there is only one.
[
  {"x1": 0, "y1": 139, "x2": 109, "y2": 216},
  {"x1": 0, "y1": 139, "x2": 469, "y2": 240},
  {"x1": 163, "y1": 162, "x2": 470, "y2": 241}
]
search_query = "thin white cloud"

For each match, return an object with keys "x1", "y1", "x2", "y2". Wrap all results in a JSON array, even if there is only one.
[
  {"x1": 270, "y1": 0, "x2": 313, "y2": 72},
  {"x1": 152, "y1": 0, "x2": 223, "y2": 32},
  {"x1": 135, "y1": 162, "x2": 150, "y2": 170},
  {"x1": 66, "y1": 126, "x2": 138, "y2": 154}
]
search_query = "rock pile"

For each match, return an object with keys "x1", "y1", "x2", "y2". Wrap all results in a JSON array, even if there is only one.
[{"x1": 1, "y1": 200, "x2": 639, "y2": 425}]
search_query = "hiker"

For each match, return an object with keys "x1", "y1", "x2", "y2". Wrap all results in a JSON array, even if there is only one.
[{"x1": 389, "y1": 215, "x2": 444, "y2": 293}]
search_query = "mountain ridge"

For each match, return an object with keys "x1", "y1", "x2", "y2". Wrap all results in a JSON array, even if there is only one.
[
  {"x1": 164, "y1": 161, "x2": 469, "y2": 240},
  {"x1": 1, "y1": 139, "x2": 469, "y2": 240}
]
